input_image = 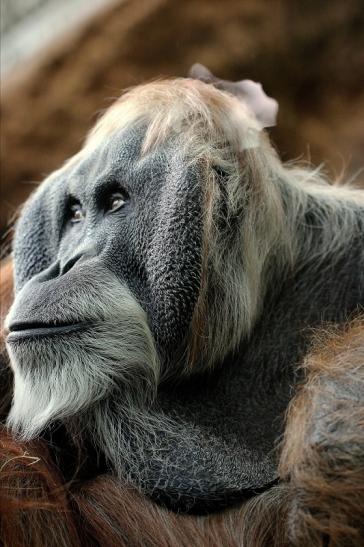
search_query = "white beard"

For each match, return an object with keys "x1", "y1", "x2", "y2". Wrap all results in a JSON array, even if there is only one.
[{"x1": 6, "y1": 276, "x2": 159, "y2": 440}]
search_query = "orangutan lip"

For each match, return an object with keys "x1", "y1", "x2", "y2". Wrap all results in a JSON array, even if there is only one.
[{"x1": 6, "y1": 321, "x2": 92, "y2": 342}]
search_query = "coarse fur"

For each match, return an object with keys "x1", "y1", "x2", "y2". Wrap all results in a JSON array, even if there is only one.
[
  {"x1": 280, "y1": 319, "x2": 364, "y2": 545},
  {"x1": 20, "y1": 79, "x2": 363, "y2": 370},
  {"x1": 1, "y1": 264, "x2": 363, "y2": 545},
  {"x1": 83, "y1": 79, "x2": 364, "y2": 369},
  {"x1": 2, "y1": 78, "x2": 364, "y2": 513}
]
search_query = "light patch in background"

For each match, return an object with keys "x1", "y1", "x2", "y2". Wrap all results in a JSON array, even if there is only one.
[{"x1": 1, "y1": 0, "x2": 120, "y2": 77}]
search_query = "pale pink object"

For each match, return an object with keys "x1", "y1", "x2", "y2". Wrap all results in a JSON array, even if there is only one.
[{"x1": 189, "y1": 63, "x2": 278, "y2": 128}]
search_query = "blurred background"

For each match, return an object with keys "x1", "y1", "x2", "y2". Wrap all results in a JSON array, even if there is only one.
[{"x1": 1, "y1": 0, "x2": 364, "y2": 239}]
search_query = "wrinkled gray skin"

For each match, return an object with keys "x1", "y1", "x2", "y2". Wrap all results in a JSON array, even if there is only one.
[
  {"x1": 7, "y1": 123, "x2": 364, "y2": 513},
  {"x1": 12, "y1": 127, "x2": 202, "y2": 355}
]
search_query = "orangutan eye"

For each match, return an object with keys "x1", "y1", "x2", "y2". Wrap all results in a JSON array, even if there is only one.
[
  {"x1": 107, "y1": 192, "x2": 127, "y2": 213},
  {"x1": 70, "y1": 203, "x2": 84, "y2": 224}
]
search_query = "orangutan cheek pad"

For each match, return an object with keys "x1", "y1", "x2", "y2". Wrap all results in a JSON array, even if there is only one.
[{"x1": 6, "y1": 70, "x2": 364, "y2": 514}]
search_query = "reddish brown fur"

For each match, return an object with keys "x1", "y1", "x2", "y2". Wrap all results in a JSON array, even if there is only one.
[
  {"x1": 280, "y1": 320, "x2": 364, "y2": 546},
  {"x1": 0, "y1": 259, "x2": 363, "y2": 546},
  {"x1": 0, "y1": 430, "x2": 81, "y2": 547}
]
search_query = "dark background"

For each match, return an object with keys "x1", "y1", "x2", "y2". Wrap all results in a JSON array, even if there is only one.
[{"x1": 1, "y1": 0, "x2": 364, "y2": 237}]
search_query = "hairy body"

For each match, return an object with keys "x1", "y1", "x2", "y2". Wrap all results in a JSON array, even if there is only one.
[
  {"x1": 1, "y1": 266, "x2": 363, "y2": 545},
  {"x1": 1, "y1": 76, "x2": 363, "y2": 539}
]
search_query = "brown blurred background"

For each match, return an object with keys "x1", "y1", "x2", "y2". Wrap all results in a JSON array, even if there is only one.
[{"x1": 1, "y1": 0, "x2": 364, "y2": 239}]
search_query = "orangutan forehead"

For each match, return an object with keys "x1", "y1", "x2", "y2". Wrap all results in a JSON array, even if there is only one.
[
  {"x1": 51, "y1": 78, "x2": 264, "y2": 204},
  {"x1": 83, "y1": 79, "x2": 261, "y2": 157},
  {"x1": 56, "y1": 124, "x2": 187, "y2": 202}
]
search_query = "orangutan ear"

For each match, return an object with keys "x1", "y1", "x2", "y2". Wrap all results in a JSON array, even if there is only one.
[{"x1": 188, "y1": 63, "x2": 278, "y2": 128}]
